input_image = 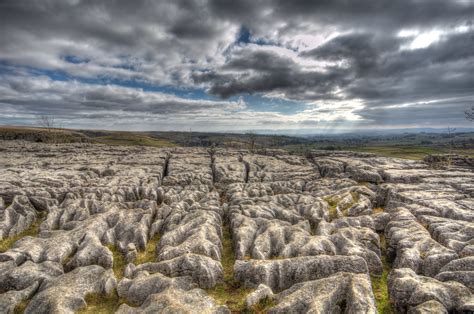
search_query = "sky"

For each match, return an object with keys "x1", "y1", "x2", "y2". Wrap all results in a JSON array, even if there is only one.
[{"x1": 0, "y1": 0, "x2": 473, "y2": 132}]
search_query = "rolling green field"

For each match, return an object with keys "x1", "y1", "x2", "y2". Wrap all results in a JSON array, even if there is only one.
[{"x1": 93, "y1": 133, "x2": 176, "y2": 148}]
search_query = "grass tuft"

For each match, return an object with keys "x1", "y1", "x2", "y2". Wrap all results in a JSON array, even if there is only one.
[
  {"x1": 135, "y1": 233, "x2": 160, "y2": 265},
  {"x1": 106, "y1": 245, "x2": 126, "y2": 280},
  {"x1": 371, "y1": 234, "x2": 395, "y2": 314},
  {"x1": 13, "y1": 300, "x2": 29, "y2": 314},
  {"x1": 373, "y1": 207, "x2": 385, "y2": 214},
  {"x1": 248, "y1": 296, "x2": 277, "y2": 313},
  {"x1": 76, "y1": 291, "x2": 127, "y2": 314},
  {"x1": 324, "y1": 197, "x2": 339, "y2": 221}
]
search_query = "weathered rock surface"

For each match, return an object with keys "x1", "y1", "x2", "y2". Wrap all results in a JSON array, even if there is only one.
[
  {"x1": 0, "y1": 141, "x2": 472, "y2": 313},
  {"x1": 0, "y1": 282, "x2": 38, "y2": 314},
  {"x1": 128, "y1": 253, "x2": 223, "y2": 289},
  {"x1": 245, "y1": 284, "x2": 274, "y2": 310},
  {"x1": 388, "y1": 268, "x2": 473, "y2": 313},
  {"x1": 117, "y1": 271, "x2": 194, "y2": 305},
  {"x1": 385, "y1": 207, "x2": 458, "y2": 276},
  {"x1": 235, "y1": 255, "x2": 368, "y2": 291},
  {"x1": 25, "y1": 265, "x2": 116, "y2": 313},
  {"x1": 116, "y1": 287, "x2": 229, "y2": 314},
  {"x1": 269, "y1": 272, "x2": 376, "y2": 313}
]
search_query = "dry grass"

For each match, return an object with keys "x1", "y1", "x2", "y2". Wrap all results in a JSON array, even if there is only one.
[
  {"x1": 76, "y1": 292, "x2": 127, "y2": 314},
  {"x1": 106, "y1": 245, "x2": 126, "y2": 280},
  {"x1": 373, "y1": 207, "x2": 385, "y2": 214},
  {"x1": 247, "y1": 297, "x2": 277, "y2": 313},
  {"x1": 347, "y1": 146, "x2": 448, "y2": 160},
  {"x1": 0, "y1": 126, "x2": 88, "y2": 143},
  {"x1": 13, "y1": 300, "x2": 29, "y2": 314},
  {"x1": 135, "y1": 233, "x2": 160, "y2": 264}
]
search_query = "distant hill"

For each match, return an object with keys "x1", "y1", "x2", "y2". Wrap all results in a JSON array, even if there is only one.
[{"x1": 0, "y1": 125, "x2": 473, "y2": 159}]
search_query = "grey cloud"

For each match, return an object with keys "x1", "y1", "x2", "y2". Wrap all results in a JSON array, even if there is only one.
[
  {"x1": 193, "y1": 49, "x2": 350, "y2": 99},
  {"x1": 0, "y1": 0, "x2": 237, "y2": 86},
  {"x1": 209, "y1": 0, "x2": 474, "y2": 33},
  {"x1": 0, "y1": 75, "x2": 245, "y2": 118},
  {"x1": 300, "y1": 33, "x2": 403, "y2": 75},
  {"x1": 355, "y1": 98, "x2": 473, "y2": 126},
  {"x1": 198, "y1": 28, "x2": 473, "y2": 113},
  {"x1": 0, "y1": 0, "x2": 473, "y2": 130}
]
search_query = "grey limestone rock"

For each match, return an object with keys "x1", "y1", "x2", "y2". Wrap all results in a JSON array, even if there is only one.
[
  {"x1": 117, "y1": 271, "x2": 194, "y2": 305},
  {"x1": 245, "y1": 284, "x2": 274, "y2": 310},
  {"x1": 234, "y1": 255, "x2": 368, "y2": 291},
  {"x1": 116, "y1": 287, "x2": 229, "y2": 314},
  {"x1": 0, "y1": 282, "x2": 39, "y2": 314},
  {"x1": 1, "y1": 141, "x2": 473, "y2": 313},
  {"x1": 388, "y1": 268, "x2": 472, "y2": 313},
  {"x1": 25, "y1": 265, "x2": 116, "y2": 314},
  {"x1": 268, "y1": 272, "x2": 376, "y2": 314},
  {"x1": 0, "y1": 195, "x2": 38, "y2": 240},
  {"x1": 127, "y1": 253, "x2": 223, "y2": 289},
  {"x1": 385, "y1": 207, "x2": 458, "y2": 276}
]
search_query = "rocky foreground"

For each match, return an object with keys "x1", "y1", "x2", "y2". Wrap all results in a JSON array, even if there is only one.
[{"x1": 0, "y1": 141, "x2": 472, "y2": 313}]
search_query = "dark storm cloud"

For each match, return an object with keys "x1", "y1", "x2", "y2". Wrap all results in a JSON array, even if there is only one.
[
  {"x1": 198, "y1": 28, "x2": 473, "y2": 113},
  {"x1": 300, "y1": 33, "x2": 403, "y2": 75},
  {"x1": 193, "y1": 49, "x2": 350, "y2": 99},
  {"x1": 0, "y1": 75, "x2": 245, "y2": 118}
]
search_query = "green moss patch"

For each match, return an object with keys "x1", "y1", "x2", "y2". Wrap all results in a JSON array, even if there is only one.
[
  {"x1": 93, "y1": 133, "x2": 176, "y2": 148},
  {"x1": 324, "y1": 197, "x2": 339, "y2": 221},
  {"x1": 135, "y1": 234, "x2": 160, "y2": 265},
  {"x1": 106, "y1": 245, "x2": 126, "y2": 280},
  {"x1": 13, "y1": 300, "x2": 29, "y2": 314},
  {"x1": 371, "y1": 234, "x2": 395, "y2": 314},
  {"x1": 247, "y1": 297, "x2": 277, "y2": 313}
]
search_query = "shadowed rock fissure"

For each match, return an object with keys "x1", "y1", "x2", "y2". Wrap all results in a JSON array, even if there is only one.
[
  {"x1": 204, "y1": 157, "x2": 251, "y2": 312},
  {"x1": 240, "y1": 156, "x2": 250, "y2": 184},
  {"x1": 163, "y1": 154, "x2": 170, "y2": 179},
  {"x1": 371, "y1": 232, "x2": 394, "y2": 313}
]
